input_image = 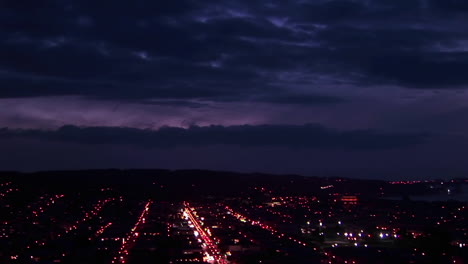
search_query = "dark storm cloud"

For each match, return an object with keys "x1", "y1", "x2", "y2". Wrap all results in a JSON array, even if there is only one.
[
  {"x1": 0, "y1": 124, "x2": 428, "y2": 150},
  {"x1": 2, "y1": 0, "x2": 468, "y2": 177},
  {"x1": 252, "y1": 93, "x2": 346, "y2": 105},
  {"x1": 1, "y1": 0, "x2": 468, "y2": 104},
  {"x1": 368, "y1": 52, "x2": 468, "y2": 88}
]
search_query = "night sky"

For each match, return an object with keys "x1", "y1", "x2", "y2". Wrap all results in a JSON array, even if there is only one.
[{"x1": 1, "y1": 0, "x2": 468, "y2": 179}]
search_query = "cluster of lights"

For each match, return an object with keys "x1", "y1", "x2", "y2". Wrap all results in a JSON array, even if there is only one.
[
  {"x1": 321, "y1": 185, "x2": 334, "y2": 190},
  {"x1": 235, "y1": 230, "x2": 256, "y2": 244},
  {"x1": 379, "y1": 232, "x2": 397, "y2": 239},
  {"x1": 253, "y1": 187, "x2": 273, "y2": 194},
  {"x1": 0, "y1": 182, "x2": 12, "y2": 187},
  {"x1": 28, "y1": 197, "x2": 115, "y2": 248},
  {"x1": 341, "y1": 196, "x2": 358, "y2": 205},
  {"x1": 29, "y1": 194, "x2": 65, "y2": 218},
  {"x1": 406, "y1": 231, "x2": 423, "y2": 239},
  {"x1": 95, "y1": 222, "x2": 113, "y2": 238},
  {"x1": 183, "y1": 202, "x2": 228, "y2": 264},
  {"x1": 0, "y1": 234, "x2": 8, "y2": 239},
  {"x1": 343, "y1": 232, "x2": 362, "y2": 240},
  {"x1": 324, "y1": 251, "x2": 360, "y2": 264},
  {"x1": 167, "y1": 222, "x2": 171, "y2": 237},
  {"x1": 112, "y1": 200, "x2": 152, "y2": 264},
  {"x1": 14, "y1": 197, "x2": 116, "y2": 264},
  {"x1": 0, "y1": 187, "x2": 19, "y2": 198},
  {"x1": 101, "y1": 237, "x2": 122, "y2": 241},
  {"x1": 63, "y1": 197, "x2": 115, "y2": 233},
  {"x1": 225, "y1": 205, "x2": 312, "y2": 249},
  {"x1": 329, "y1": 242, "x2": 368, "y2": 248},
  {"x1": 174, "y1": 258, "x2": 202, "y2": 262},
  {"x1": 143, "y1": 232, "x2": 161, "y2": 236},
  {"x1": 271, "y1": 196, "x2": 318, "y2": 204},
  {"x1": 269, "y1": 196, "x2": 319, "y2": 213},
  {"x1": 0, "y1": 219, "x2": 11, "y2": 238},
  {"x1": 389, "y1": 180, "x2": 428, "y2": 185},
  {"x1": 264, "y1": 207, "x2": 293, "y2": 223}
]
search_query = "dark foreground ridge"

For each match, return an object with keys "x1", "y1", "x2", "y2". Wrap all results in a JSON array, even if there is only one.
[{"x1": 0, "y1": 169, "x2": 467, "y2": 263}]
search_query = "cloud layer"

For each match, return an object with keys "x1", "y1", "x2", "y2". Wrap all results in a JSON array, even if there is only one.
[
  {"x1": 1, "y1": 0, "x2": 468, "y2": 104},
  {"x1": 0, "y1": 124, "x2": 428, "y2": 150}
]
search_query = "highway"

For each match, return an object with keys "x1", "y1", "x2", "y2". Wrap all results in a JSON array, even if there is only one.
[{"x1": 183, "y1": 202, "x2": 228, "y2": 264}]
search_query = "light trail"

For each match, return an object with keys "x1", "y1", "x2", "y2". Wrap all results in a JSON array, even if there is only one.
[
  {"x1": 225, "y1": 205, "x2": 314, "y2": 249},
  {"x1": 19, "y1": 197, "x2": 116, "y2": 263},
  {"x1": 27, "y1": 197, "x2": 116, "y2": 248},
  {"x1": 95, "y1": 222, "x2": 113, "y2": 238},
  {"x1": 183, "y1": 202, "x2": 228, "y2": 264},
  {"x1": 112, "y1": 200, "x2": 152, "y2": 264}
]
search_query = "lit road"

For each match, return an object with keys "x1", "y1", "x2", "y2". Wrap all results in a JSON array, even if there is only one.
[
  {"x1": 112, "y1": 200, "x2": 152, "y2": 264},
  {"x1": 183, "y1": 202, "x2": 228, "y2": 264},
  {"x1": 225, "y1": 205, "x2": 314, "y2": 249}
]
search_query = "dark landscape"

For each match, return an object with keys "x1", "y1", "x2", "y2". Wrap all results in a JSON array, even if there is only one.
[{"x1": 1, "y1": 170, "x2": 467, "y2": 263}]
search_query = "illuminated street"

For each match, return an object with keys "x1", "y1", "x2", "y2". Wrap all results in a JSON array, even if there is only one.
[{"x1": 183, "y1": 202, "x2": 228, "y2": 264}]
